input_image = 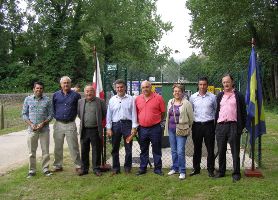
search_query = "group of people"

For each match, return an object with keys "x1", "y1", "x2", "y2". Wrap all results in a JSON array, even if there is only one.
[{"x1": 22, "y1": 74, "x2": 246, "y2": 182}]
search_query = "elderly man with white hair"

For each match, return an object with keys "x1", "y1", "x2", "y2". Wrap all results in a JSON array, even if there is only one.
[{"x1": 52, "y1": 76, "x2": 82, "y2": 175}]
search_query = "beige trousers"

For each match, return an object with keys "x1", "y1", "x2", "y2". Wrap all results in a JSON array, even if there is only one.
[
  {"x1": 53, "y1": 121, "x2": 81, "y2": 169},
  {"x1": 27, "y1": 129, "x2": 50, "y2": 173}
]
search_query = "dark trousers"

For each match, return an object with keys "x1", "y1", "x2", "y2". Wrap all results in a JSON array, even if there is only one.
[
  {"x1": 111, "y1": 120, "x2": 132, "y2": 172},
  {"x1": 215, "y1": 122, "x2": 241, "y2": 176},
  {"x1": 138, "y1": 124, "x2": 162, "y2": 173},
  {"x1": 80, "y1": 128, "x2": 101, "y2": 173},
  {"x1": 192, "y1": 121, "x2": 215, "y2": 172}
]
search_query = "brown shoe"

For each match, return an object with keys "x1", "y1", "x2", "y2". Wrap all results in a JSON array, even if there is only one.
[
  {"x1": 125, "y1": 169, "x2": 131, "y2": 174},
  {"x1": 75, "y1": 168, "x2": 82, "y2": 175},
  {"x1": 53, "y1": 167, "x2": 63, "y2": 172}
]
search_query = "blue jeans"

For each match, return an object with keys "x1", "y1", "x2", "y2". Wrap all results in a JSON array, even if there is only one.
[
  {"x1": 138, "y1": 124, "x2": 162, "y2": 173},
  {"x1": 168, "y1": 129, "x2": 187, "y2": 174},
  {"x1": 111, "y1": 120, "x2": 132, "y2": 172}
]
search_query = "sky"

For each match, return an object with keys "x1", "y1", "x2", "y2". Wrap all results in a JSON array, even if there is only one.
[{"x1": 156, "y1": 0, "x2": 199, "y2": 62}]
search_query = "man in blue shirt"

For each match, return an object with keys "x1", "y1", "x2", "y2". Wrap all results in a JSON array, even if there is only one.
[
  {"x1": 189, "y1": 77, "x2": 217, "y2": 177},
  {"x1": 22, "y1": 81, "x2": 53, "y2": 178},
  {"x1": 106, "y1": 79, "x2": 138, "y2": 175},
  {"x1": 52, "y1": 76, "x2": 82, "y2": 175}
]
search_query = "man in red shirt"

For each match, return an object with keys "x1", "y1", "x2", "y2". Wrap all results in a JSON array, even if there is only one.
[{"x1": 135, "y1": 81, "x2": 165, "y2": 176}]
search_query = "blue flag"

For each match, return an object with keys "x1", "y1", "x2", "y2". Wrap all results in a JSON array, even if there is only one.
[{"x1": 245, "y1": 47, "x2": 266, "y2": 142}]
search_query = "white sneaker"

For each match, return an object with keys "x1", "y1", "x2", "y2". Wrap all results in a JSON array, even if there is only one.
[
  {"x1": 179, "y1": 173, "x2": 186, "y2": 180},
  {"x1": 168, "y1": 170, "x2": 177, "y2": 175}
]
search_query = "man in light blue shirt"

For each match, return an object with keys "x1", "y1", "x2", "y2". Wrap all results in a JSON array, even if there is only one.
[
  {"x1": 189, "y1": 77, "x2": 217, "y2": 177},
  {"x1": 22, "y1": 81, "x2": 53, "y2": 178},
  {"x1": 106, "y1": 79, "x2": 138, "y2": 175}
]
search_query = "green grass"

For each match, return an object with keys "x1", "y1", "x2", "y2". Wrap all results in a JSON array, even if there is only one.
[
  {"x1": 0, "y1": 111, "x2": 278, "y2": 200},
  {"x1": 0, "y1": 103, "x2": 25, "y2": 135}
]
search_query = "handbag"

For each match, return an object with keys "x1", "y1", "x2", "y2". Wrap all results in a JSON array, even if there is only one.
[{"x1": 173, "y1": 104, "x2": 191, "y2": 137}]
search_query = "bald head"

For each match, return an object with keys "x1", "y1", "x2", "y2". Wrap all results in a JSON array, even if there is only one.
[
  {"x1": 141, "y1": 80, "x2": 152, "y2": 97},
  {"x1": 84, "y1": 85, "x2": 96, "y2": 101}
]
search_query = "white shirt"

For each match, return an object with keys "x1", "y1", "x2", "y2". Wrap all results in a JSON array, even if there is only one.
[
  {"x1": 106, "y1": 94, "x2": 138, "y2": 129},
  {"x1": 189, "y1": 91, "x2": 217, "y2": 122}
]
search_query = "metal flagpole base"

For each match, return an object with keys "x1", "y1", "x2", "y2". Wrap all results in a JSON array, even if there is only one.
[
  {"x1": 100, "y1": 164, "x2": 111, "y2": 172},
  {"x1": 244, "y1": 168, "x2": 263, "y2": 178}
]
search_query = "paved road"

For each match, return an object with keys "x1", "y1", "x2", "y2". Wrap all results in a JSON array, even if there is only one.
[
  {"x1": 0, "y1": 119, "x2": 80, "y2": 175},
  {"x1": 0, "y1": 125, "x2": 55, "y2": 175}
]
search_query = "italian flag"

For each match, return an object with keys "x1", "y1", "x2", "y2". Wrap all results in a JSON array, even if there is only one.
[{"x1": 92, "y1": 53, "x2": 105, "y2": 99}]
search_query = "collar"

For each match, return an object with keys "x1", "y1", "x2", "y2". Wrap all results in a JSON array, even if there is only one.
[
  {"x1": 32, "y1": 94, "x2": 44, "y2": 100},
  {"x1": 60, "y1": 89, "x2": 72, "y2": 95},
  {"x1": 224, "y1": 89, "x2": 235, "y2": 95},
  {"x1": 197, "y1": 91, "x2": 209, "y2": 97},
  {"x1": 116, "y1": 94, "x2": 128, "y2": 99}
]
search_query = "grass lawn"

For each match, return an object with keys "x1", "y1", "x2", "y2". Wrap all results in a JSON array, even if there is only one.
[
  {"x1": 0, "y1": 103, "x2": 25, "y2": 136},
  {"x1": 0, "y1": 111, "x2": 278, "y2": 200}
]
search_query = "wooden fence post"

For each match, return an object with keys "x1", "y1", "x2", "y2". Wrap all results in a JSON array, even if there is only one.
[{"x1": 0, "y1": 104, "x2": 4, "y2": 129}]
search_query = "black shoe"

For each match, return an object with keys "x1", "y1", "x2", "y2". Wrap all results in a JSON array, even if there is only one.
[
  {"x1": 190, "y1": 170, "x2": 200, "y2": 176},
  {"x1": 78, "y1": 171, "x2": 88, "y2": 176},
  {"x1": 136, "y1": 170, "x2": 146, "y2": 176},
  {"x1": 110, "y1": 171, "x2": 120, "y2": 176},
  {"x1": 208, "y1": 171, "x2": 215, "y2": 177},
  {"x1": 232, "y1": 174, "x2": 241, "y2": 182},
  {"x1": 124, "y1": 168, "x2": 131, "y2": 174},
  {"x1": 27, "y1": 172, "x2": 36, "y2": 178},
  {"x1": 94, "y1": 171, "x2": 102, "y2": 177},
  {"x1": 44, "y1": 171, "x2": 53, "y2": 177},
  {"x1": 214, "y1": 173, "x2": 225, "y2": 178},
  {"x1": 154, "y1": 171, "x2": 164, "y2": 176}
]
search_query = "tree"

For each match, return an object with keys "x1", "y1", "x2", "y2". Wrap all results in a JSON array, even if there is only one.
[
  {"x1": 82, "y1": 0, "x2": 172, "y2": 76},
  {"x1": 187, "y1": 0, "x2": 278, "y2": 100}
]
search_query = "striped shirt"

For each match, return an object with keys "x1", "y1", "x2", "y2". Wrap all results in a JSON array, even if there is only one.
[{"x1": 22, "y1": 95, "x2": 53, "y2": 130}]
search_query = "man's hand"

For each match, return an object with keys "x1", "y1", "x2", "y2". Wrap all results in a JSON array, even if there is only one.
[
  {"x1": 31, "y1": 124, "x2": 38, "y2": 131},
  {"x1": 126, "y1": 128, "x2": 137, "y2": 144},
  {"x1": 131, "y1": 128, "x2": 137, "y2": 136},
  {"x1": 36, "y1": 122, "x2": 45, "y2": 130},
  {"x1": 107, "y1": 129, "x2": 113, "y2": 137}
]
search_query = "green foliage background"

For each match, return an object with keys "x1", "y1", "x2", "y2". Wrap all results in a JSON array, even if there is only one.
[{"x1": 0, "y1": 0, "x2": 171, "y2": 93}]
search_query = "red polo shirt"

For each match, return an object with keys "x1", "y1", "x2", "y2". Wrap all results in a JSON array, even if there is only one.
[{"x1": 135, "y1": 92, "x2": 165, "y2": 127}]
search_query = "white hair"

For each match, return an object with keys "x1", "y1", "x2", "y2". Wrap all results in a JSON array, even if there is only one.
[{"x1": 60, "y1": 76, "x2": 71, "y2": 84}]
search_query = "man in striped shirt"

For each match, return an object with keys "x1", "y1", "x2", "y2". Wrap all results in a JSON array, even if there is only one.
[{"x1": 22, "y1": 81, "x2": 53, "y2": 178}]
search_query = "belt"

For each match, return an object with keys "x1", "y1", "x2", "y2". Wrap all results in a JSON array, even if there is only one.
[
  {"x1": 140, "y1": 123, "x2": 160, "y2": 129},
  {"x1": 113, "y1": 120, "x2": 132, "y2": 123},
  {"x1": 84, "y1": 127, "x2": 98, "y2": 129},
  {"x1": 218, "y1": 121, "x2": 236, "y2": 124},
  {"x1": 57, "y1": 120, "x2": 74, "y2": 124},
  {"x1": 194, "y1": 120, "x2": 214, "y2": 125}
]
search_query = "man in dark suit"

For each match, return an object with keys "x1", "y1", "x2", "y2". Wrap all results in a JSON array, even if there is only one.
[{"x1": 77, "y1": 85, "x2": 106, "y2": 176}]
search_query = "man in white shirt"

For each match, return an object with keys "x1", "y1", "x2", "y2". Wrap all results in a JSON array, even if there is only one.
[
  {"x1": 189, "y1": 77, "x2": 217, "y2": 177},
  {"x1": 106, "y1": 79, "x2": 138, "y2": 175}
]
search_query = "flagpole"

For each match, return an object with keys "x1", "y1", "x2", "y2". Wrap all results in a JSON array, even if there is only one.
[
  {"x1": 251, "y1": 118, "x2": 255, "y2": 171},
  {"x1": 244, "y1": 38, "x2": 263, "y2": 177},
  {"x1": 251, "y1": 38, "x2": 255, "y2": 171},
  {"x1": 93, "y1": 46, "x2": 97, "y2": 87},
  {"x1": 93, "y1": 46, "x2": 111, "y2": 171}
]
